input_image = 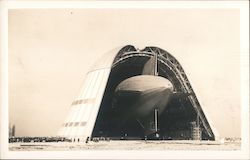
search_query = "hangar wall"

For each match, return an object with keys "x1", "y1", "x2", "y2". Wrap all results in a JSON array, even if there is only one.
[{"x1": 57, "y1": 48, "x2": 120, "y2": 141}]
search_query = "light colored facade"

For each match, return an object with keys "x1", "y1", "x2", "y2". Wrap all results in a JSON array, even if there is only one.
[
  {"x1": 57, "y1": 48, "x2": 120, "y2": 141},
  {"x1": 58, "y1": 45, "x2": 219, "y2": 141}
]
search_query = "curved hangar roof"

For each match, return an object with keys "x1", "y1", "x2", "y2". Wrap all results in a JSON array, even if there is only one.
[{"x1": 58, "y1": 45, "x2": 219, "y2": 141}]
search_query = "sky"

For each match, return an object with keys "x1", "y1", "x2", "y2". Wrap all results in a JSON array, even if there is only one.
[{"x1": 8, "y1": 9, "x2": 240, "y2": 138}]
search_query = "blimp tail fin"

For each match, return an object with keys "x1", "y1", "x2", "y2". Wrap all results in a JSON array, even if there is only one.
[{"x1": 142, "y1": 52, "x2": 158, "y2": 76}]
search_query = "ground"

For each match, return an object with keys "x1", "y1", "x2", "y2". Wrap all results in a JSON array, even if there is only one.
[{"x1": 9, "y1": 140, "x2": 240, "y2": 151}]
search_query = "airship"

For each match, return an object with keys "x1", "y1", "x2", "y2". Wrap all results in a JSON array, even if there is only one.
[{"x1": 113, "y1": 52, "x2": 192, "y2": 138}]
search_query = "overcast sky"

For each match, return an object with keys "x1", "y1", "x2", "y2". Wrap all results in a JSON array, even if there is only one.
[{"x1": 9, "y1": 9, "x2": 240, "y2": 138}]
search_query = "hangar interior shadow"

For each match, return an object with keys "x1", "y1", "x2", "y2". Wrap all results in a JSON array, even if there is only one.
[{"x1": 92, "y1": 55, "x2": 210, "y2": 140}]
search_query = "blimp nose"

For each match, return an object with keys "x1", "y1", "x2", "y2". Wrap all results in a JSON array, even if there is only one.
[
  {"x1": 164, "y1": 80, "x2": 174, "y2": 91},
  {"x1": 115, "y1": 75, "x2": 174, "y2": 93}
]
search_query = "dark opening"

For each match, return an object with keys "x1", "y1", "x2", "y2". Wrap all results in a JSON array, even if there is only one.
[{"x1": 92, "y1": 54, "x2": 211, "y2": 140}]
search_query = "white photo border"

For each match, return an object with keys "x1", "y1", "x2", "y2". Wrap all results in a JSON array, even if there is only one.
[{"x1": 0, "y1": 1, "x2": 249, "y2": 159}]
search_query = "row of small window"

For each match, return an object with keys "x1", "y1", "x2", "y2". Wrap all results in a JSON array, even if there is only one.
[
  {"x1": 63, "y1": 122, "x2": 87, "y2": 127},
  {"x1": 71, "y1": 98, "x2": 95, "y2": 106}
]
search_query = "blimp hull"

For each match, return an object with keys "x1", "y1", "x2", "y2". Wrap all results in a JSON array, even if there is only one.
[{"x1": 114, "y1": 75, "x2": 174, "y2": 136}]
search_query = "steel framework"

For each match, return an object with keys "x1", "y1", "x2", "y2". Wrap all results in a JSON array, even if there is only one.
[{"x1": 112, "y1": 45, "x2": 215, "y2": 139}]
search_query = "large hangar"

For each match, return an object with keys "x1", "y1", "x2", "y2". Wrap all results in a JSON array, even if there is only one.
[{"x1": 57, "y1": 45, "x2": 219, "y2": 142}]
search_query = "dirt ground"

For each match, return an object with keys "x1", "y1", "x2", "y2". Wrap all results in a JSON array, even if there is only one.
[{"x1": 9, "y1": 140, "x2": 241, "y2": 151}]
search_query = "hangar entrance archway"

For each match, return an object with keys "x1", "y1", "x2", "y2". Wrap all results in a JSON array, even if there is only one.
[{"x1": 92, "y1": 45, "x2": 215, "y2": 140}]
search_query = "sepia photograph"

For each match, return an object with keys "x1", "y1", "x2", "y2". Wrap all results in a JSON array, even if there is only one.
[{"x1": 0, "y1": 1, "x2": 249, "y2": 159}]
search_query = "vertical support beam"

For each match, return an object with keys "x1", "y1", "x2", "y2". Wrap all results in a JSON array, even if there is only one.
[
  {"x1": 154, "y1": 51, "x2": 158, "y2": 76},
  {"x1": 197, "y1": 113, "x2": 200, "y2": 127},
  {"x1": 154, "y1": 109, "x2": 158, "y2": 132}
]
